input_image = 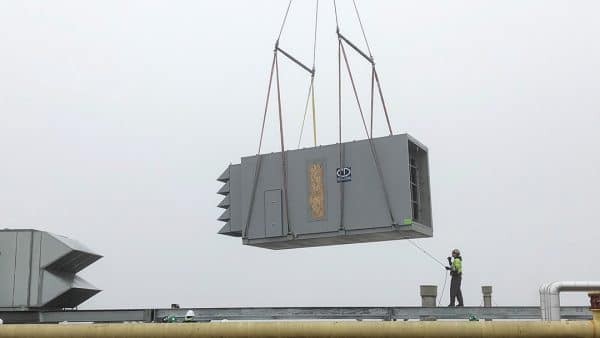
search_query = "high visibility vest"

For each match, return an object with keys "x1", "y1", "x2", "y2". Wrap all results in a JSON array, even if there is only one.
[{"x1": 452, "y1": 257, "x2": 462, "y2": 275}]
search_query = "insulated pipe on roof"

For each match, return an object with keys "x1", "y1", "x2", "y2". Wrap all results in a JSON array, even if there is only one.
[
  {"x1": 0, "y1": 320, "x2": 599, "y2": 338},
  {"x1": 549, "y1": 281, "x2": 600, "y2": 321},
  {"x1": 547, "y1": 282, "x2": 557, "y2": 320},
  {"x1": 539, "y1": 283, "x2": 548, "y2": 320},
  {"x1": 540, "y1": 281, "x2": 600, "y2": 321},
  {"x1": 539, "y1": 281, "x2": 555, "y2": 321}
]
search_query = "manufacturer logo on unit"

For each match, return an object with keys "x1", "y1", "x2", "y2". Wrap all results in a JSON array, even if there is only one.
[{"x1": 336, "y1": 167, "x2": 352, "y2": 183}]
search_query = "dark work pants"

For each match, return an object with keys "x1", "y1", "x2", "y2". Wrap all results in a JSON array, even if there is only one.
[{"x1": 450, "y1": 275, "x2": 463, "y2": 306}]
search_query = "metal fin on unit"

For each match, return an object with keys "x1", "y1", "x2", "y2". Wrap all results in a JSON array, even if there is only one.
[
  {"x1": 217, "y1": 195, "x2": 230, "y2": 209},
  {"x1": 218, "y1": 209, "x2": 231, "y2": 222},
  {"x1": 218, "y1": 223, "x2": 242, "y2": 237},
  {"x1": 217, "y1": 166, "x2": 230, "y2": 183},
  {"x1": 215, "y1": 164, "x2": 241, "y2": 239},
  {"x1": 41, "y1": 271, "x2": 100, "y2": 309},
  {"x1": 217, "y1": 181, "x2": 230, "y2": 195},
  {"x1": 41, "y1": 233, "x2": 103, "y2": 273}
]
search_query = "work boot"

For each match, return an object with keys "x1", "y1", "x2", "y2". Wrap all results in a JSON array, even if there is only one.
[
  {"x1": 447, "y1": 304, "x2": 455, "y2": 307},
  {"x1": 457, "y1": 304, "x2": 464, "y2": 307}
]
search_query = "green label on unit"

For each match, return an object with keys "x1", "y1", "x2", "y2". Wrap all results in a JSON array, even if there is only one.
[{"x1": 403, "y1": 218, "x2": 412, "y2": 225}]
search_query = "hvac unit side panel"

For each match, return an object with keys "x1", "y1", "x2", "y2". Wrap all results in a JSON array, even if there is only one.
[
  {"x1": 240, "y1": 157, "x2": 256, "y2": 239},
  {"x1": 264, "y1": 189, "x2": 283, "y2": 237},
  {"x1": 286, "y1": 145, "x2": 340, "y2": 236},
  {"x1": 235, "y1": 134, "x2": 432, "y2": 248},
  {"x1": 342, "y1": 139, "x2": 394, "y2": 230},
  {"x1": 339, "y1": 136, "x2": 414, "y2": 230},
  {"x1": 0, "y1": 232, "x2": 17, "y2": 307},
  {"x1": 285, "y1": 151, "x2": 309, "y2": 235},
  {"x1": 229, "y1": 164, "x2": 242, "y2": 233},
  {"x1": 29, "y1": 231, "x2": 43, "y2": 307},
  {"x1": 387, "y1": 135, "x2": 412, "y2": 226},
  {"x1": 376, "y1": 134, "x2": 413, "y2": 226},
  {"x1": 241, "y1": 154, "x2": 284, "y2": 239},
  {"x1": 13, "y1": 231, "x2": 33, "y2": 307}
]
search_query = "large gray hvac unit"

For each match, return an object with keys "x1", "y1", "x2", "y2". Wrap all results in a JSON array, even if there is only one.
[
  {"x1": 0, "y1": 229, "x2": 102, "y2": 310},
  {"x1": 217, "y1": 134, "x2": 432, "y2": 249}
]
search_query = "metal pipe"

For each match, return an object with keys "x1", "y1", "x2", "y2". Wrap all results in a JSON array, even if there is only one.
[
  {"x1": 542, "y1": 281, "x2": 555, "y2": 320},
  {"x1": 546, "y1": 281, "x2": 600, "y2": 321},
  {"x1": 540, "y1": 282, "x2": 549, "y2": 320},
  {"x1": 540, "y1": 282, "x2": 600, "y2": 320},
  {"x1": 0, "y1": 320, "x2": 598, "y2": 338}
]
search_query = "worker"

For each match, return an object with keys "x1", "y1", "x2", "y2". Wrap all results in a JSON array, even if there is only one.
[
  {"x1": 446, "y1": 248, "x2": 464, "y2": 307},
  {"x1": 183, "y1": 310, "x2": 196, "y2": 323}
]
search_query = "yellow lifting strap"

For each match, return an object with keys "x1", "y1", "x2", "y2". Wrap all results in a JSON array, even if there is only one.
[
  {"x1": 292, "y1": 0, "x2": 319, "y2": 149},
  {"x1": 297, "y1": 76, "x2": 317, "y2": 149}
]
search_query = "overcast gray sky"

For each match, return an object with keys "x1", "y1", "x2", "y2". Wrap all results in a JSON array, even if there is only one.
[{"x1": 0, "y1": 0, "x2": 598, "y2": 309}]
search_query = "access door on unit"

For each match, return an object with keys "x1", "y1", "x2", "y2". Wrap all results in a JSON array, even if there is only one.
[{"x1": 264, "y1": 189, "x2": 283, "y2": 237}]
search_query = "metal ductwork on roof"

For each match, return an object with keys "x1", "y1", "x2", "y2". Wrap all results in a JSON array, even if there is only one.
[{"x1": 0, "y1": 229, "x2": 102, "y2": 310}]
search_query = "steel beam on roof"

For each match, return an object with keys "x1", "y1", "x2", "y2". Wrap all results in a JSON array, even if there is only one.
[{"x1": 0, "y1": 306, "x2": 591, "y2": 324}]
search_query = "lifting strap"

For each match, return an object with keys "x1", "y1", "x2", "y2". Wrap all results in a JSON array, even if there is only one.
[
  {"x1": 248, "y1": 0, "x2": 397, "y2": 237},
  {"x1": 245, "y1": 0, "x2": 293, "y2": 237},
  {"x1": 339, "y1": 40, "x2": 396, "y2": 226},
  {"x1": 335, "y1": 0, "x2": 396, "y2": 226},
  {"x1": 337, "y1": 35, "x2": 345, "y2": 231},
  {"x1": 246, "y1": 0, "x2": 321, "y2": 237},
  {"x1": 274, "y1": 53, "x2": 292, "y2": 236},
  {"x1": 244, "y1": 51, "x2": 277, "y2": 237}
]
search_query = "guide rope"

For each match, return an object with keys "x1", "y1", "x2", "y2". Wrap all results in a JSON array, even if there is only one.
[
  {"x1": 406, "y1": 239, "x2": 449, "y2": 306},
  {"x1": 439, "y1": 269, "x2": 449, "y2": 306},
  {"x1": 407, "y1": 239, "x2": 446, "y2": 267}
]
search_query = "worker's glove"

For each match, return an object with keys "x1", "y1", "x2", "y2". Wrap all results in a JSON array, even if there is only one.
[
  {"x1": 445, "y1": 266, "x2": 451, "y2": 270},
  {"x1": 447, "y1": 257, "x2": 452, "y2": 264}
]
